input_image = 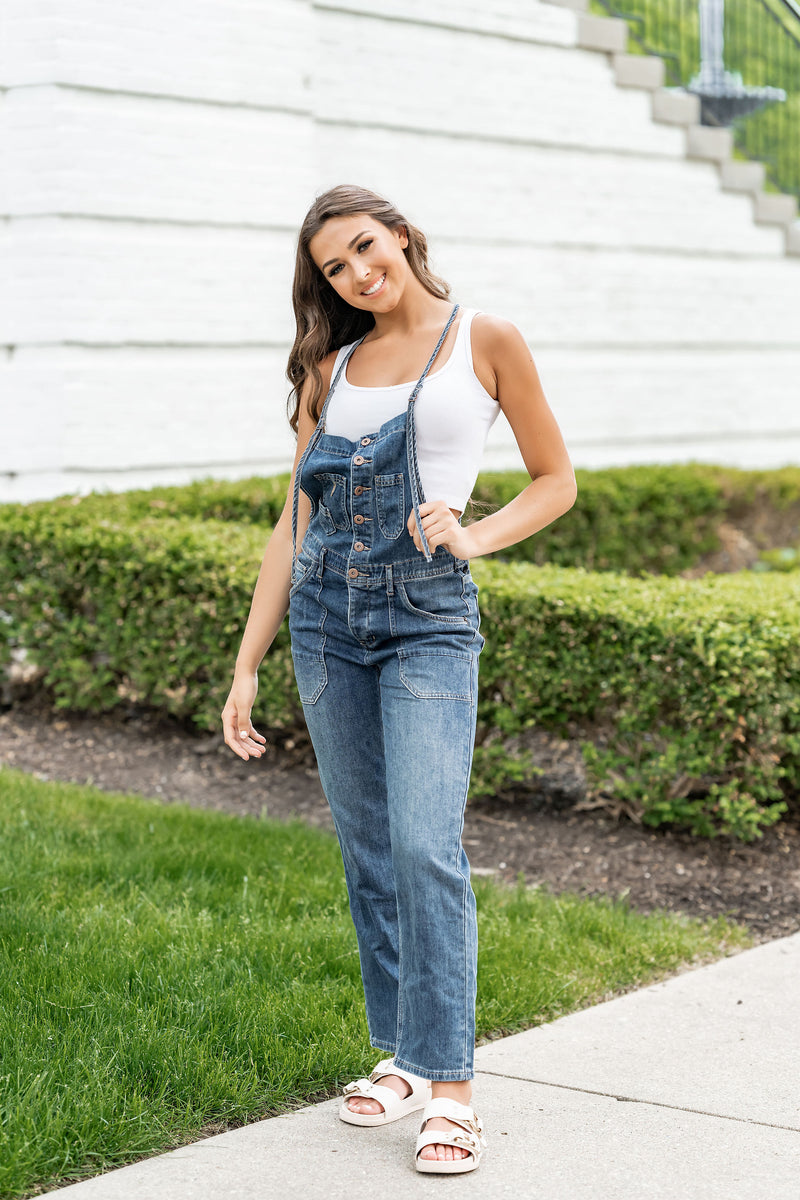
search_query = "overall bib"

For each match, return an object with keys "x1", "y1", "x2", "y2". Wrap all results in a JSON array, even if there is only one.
[{"x1": 289, "y1": 303, "x2": 484, "y2": 1080}]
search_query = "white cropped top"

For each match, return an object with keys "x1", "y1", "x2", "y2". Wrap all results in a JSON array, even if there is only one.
[{"x1": 324, "y1": 307, "x2": 501, "y2": 513}]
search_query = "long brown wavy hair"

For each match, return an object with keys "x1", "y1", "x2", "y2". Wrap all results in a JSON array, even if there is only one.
[{"x1": 286, "y1": 184, "x2": 452, "y2": 433}]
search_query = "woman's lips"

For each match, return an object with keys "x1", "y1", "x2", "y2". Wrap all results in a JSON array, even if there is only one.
[{"x1": 362, "y1": 272, "x2": 386, "y2": 297}]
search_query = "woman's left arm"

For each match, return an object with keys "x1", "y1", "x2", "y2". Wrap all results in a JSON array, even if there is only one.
[{"x1": 409, "y1": 315, "x2": 578, "y2": 560}]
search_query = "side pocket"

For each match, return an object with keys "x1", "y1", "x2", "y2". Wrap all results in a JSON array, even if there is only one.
[
  {"x1": 290, "y1": 650, "x2": 328, "y2": 705},
  {"x1": 375, "y1": 473, "x2": 405, "y2": 540},
  {"x1": 289, "y1": 558, "x2": 311, "y2": 598},
  {"x1": 398, "y1": 649, "x2": 473, "y2": 702}
]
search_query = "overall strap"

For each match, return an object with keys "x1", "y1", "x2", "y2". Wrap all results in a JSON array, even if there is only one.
[
  {"x1": 291, "y1": 335, "x2": 367, "y2": 563},
  {"x1": 406, "y1": 302, "x2": 460, "y2": 562}
]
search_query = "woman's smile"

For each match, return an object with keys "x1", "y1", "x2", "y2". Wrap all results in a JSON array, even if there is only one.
[{"x1": 361, "y1": 272, "x2": 387, "y2": 297}]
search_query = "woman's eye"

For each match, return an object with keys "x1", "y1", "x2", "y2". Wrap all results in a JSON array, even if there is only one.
[{"x1": 328, "y1": 240, "x2": 373, "y2": 278}]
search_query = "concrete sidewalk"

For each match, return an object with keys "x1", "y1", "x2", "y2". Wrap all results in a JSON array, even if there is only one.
[{"x1": 44, "y1": 932, "x2": 800, "y2": 1199}]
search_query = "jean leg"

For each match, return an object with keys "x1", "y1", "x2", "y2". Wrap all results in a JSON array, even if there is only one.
[
  {"x1": 378, "y1": 648, "x2": 480, "y2": 1081},
  {"x1": 298, "y1": 650, "x2": 400, "y2": 1052}
]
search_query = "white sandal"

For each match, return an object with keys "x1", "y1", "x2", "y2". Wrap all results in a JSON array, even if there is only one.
[
  {"x1": 339, "y1": 1058, "x2": 432, "y2": 1126},
  {"x1": 414, "y1": 1097, "x2": 487, "y2": 1174}
]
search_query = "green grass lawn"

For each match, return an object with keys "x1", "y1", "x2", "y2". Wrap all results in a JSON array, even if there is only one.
[{"x1": 0, "y1": 766, "x2": 751, "y2": 1199}]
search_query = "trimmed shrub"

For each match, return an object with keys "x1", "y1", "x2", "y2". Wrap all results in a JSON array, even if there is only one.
[
  {"x1": 1, "y1": 501, "x2": 798, "y2": 842},
  {"x1": 19, "y1": 462, "x2": 800, "y2": 576},
  {"x1": 0, "y1": 506, "x2": 297, "y2": 732}
]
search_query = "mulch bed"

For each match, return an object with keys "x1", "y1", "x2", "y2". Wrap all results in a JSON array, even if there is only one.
[{"x1": 2, "y1": 691, "x2": 798, "y2": 947}]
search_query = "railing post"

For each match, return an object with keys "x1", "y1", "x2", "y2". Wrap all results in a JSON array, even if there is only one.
[
  {"x1": 694, "y1": 0, "x2": 726, "y2": 93},
  {"x1": 686, "y1": 0, "x2": 786, "y2": 125}
]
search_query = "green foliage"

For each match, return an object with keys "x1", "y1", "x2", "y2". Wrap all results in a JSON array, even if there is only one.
[
  {"x1": 2, "y1": 492, "x2": 799, "y2": 841},
  {"x1": 12, "y1": 461, "x2": 800, "y2": 578},
  {"x1": 0, "y1": 506, "x2": 297, "y2": 732},
  {"x1": 472, "y1": 464, "x2": 727, "y2": 574},
  {"x1": 470, "y1": 560, "x2": 800, "y2": 841}
]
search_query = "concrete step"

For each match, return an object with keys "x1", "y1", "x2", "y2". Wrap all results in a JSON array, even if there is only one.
[
  {"x1": 577, "y1": 12, "x2": 628, "y2": 53},
  {"x1": 686, "y1": 124, "x2": 734, "y2": 163},
  {"x1": 613, "y1": 52, "x2": 665, "y2": 90},
  {"x1": 786, "y1": 222, "x2": 800, "y2": 256},
  {"x1": 753, "y1": 191, "x2": 799, "y2": 227},
  {"x1": 652, "y1": 87, "x2": 701, "y2": 126},
  {"x1": 719, "y1": 159, "x2": 767, "y2": 193}
]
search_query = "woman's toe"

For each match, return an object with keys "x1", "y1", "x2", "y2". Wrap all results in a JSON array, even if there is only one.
[{"x1": 348, "y1": 1096, "x2": 382, "y2": 1114}]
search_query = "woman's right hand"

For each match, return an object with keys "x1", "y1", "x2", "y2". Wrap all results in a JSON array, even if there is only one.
[{"x1": 221, "y1": 671, "x2": 267, "y2": 761}]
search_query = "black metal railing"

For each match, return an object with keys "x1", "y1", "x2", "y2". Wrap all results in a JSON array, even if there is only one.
[{"x1": 589, "y1": 0, "x2": 800, "y2": 198}]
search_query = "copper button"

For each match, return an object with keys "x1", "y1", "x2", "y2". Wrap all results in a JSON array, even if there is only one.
[
  {"x1": 354, "y1": 485, "x2": 364, "y2": 496},
  {"x1": 360, "y1": 436, "x2": 371, "y2": 446},
  {"x1": 354, "y1": 541, "x2": 365, "y2": 551},
  {"x1": 353, "y1": 454, "x2": 365, "y2": 465},
  {"x1": 348, "y1": 568, "x2": 358, "y2": 578},
  {"x1": 354, "y1": 514, "x2": 364, "y2": 524}
]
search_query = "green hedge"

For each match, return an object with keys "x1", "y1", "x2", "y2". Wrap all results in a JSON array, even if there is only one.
[
  {"x1": 19, "y1": 462, "x2": 800, "y2": 576},
  {"x1": 1, "y1": 501, "x2": 798, "y2": 842}
]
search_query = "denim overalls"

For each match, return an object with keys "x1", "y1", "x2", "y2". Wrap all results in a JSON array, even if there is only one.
[{"x1": 289, "y1": 302, "x2": 484, "y2": 1081}]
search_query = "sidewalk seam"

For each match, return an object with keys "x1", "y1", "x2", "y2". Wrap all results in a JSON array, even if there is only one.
[{"x1": 475, "y1": 1069, "x2": 800, "y2": 1133}]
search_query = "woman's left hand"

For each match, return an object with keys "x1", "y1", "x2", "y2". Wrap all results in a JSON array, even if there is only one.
[{"x1": 407, "y1": 501, "x2": 478, "y2": 559}]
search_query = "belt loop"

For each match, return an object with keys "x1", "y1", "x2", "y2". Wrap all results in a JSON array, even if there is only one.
[
  {"x1": 385, "y1": 563, "x2": 394, "y2": 596},
  {"x1": 316, "y1": 546, "x2": 326, "y2": 579}
]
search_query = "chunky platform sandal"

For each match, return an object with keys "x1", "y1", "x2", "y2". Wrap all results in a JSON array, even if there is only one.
[
  {"x1": 414, "y1": 1097, "x2": 487, "y2": 1174},
  {"x1": 339, "y1": 1058, "x2": 432, "y2": 1126}
]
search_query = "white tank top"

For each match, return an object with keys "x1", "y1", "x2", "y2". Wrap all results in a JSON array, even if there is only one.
[{"x1": 324, "y1": 307, "x2": 501, "y2": 513}]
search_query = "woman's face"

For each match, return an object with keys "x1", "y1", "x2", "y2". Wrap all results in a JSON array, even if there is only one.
[{"x1": 308, "y1": 213, "x2": 409, "y2": 312}]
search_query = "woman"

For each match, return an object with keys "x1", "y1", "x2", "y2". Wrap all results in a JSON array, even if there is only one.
[{"x1": 221, "y1": 184, "x2": 576, "y2": 1175}]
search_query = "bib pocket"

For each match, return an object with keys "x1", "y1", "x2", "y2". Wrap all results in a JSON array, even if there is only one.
[
  {"x1": 313, "y1": 472, "x2": 350, "y2": 534},
  {"x1": 375, "y1": 473, "x2": 405, "y2": 540}
]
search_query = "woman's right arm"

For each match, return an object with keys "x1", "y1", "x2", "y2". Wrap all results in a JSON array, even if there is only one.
[{"x1": 220, "y1": 360, "x2": 333, "y2": 760}]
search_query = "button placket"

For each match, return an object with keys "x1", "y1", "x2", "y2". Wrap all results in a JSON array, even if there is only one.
[{"x1": 350, "y1": 447, "x2": 373, "y2": 566}]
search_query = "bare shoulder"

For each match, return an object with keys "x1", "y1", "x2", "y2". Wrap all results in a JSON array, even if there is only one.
[
  {"x1": 470, "y1": 312, "x2": 534, "y2": 402},
  {"x1": 315, "y1": 347, "x2": 340, "y2": 394},
  {"x1": 298, "y1": 346, "x2": 339, "y2": 412}
]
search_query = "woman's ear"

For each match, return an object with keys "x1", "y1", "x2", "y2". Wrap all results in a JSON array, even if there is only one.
[{"x1": 398, "y1": 225, "x2": 409, "y2": 249}]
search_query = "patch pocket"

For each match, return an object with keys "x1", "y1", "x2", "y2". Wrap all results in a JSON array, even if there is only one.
[
  {"x1": 375, "y1": 473, "x2": 405, "y2": 540},
  {"x1": 398, "y1": 650, "x2": 473, "y2": 702},
  {"x1": 290, "y1": 650, "x2": 328, "y2": 705},
  {"x1": 397, "y1": 574, "x2": 470, "y2": 624},
  {"x1": 313, "y1": 472, "x2": 350, "y2": 533}
]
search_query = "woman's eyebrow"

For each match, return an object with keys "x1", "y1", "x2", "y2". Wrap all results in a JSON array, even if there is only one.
[{"x1": 322, "y1": 230, "x2": 371, "y2": 270}]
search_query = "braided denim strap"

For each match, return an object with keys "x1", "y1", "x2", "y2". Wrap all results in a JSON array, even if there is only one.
[{"x1": 406, "y1": 302, "x2": 460, "y2": 561}]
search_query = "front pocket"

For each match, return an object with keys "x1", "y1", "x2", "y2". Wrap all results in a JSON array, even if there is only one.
[
  {"x1": 375, "y1": 473, "x2": 405, "y2": 540},
  {"x1": 313, "y1": 472, "x2": 350, "y2": 533},
  {"x1": 396, "y1": 575, "x2": 470, "y2": 624}
]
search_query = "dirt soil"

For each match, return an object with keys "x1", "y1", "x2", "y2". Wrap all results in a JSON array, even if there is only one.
[{"x1": 2, "y1": 691, "x2": 799, "y2": 949}]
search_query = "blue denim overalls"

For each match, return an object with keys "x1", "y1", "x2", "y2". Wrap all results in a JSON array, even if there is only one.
[{"x1": 289, "y1": 303, "x2": 484, "y2": 1081}]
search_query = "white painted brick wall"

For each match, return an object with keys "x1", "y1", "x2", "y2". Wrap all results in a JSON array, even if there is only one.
[
  {"x1": 1, "y1": 0, "x2": 799, "y2": 504},
  {"x1": 0, "y1": 0, "x2": 310, "y2": 107}
]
